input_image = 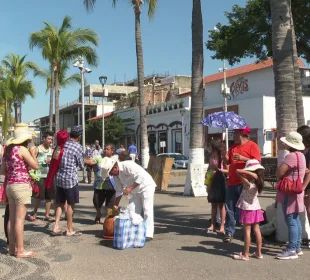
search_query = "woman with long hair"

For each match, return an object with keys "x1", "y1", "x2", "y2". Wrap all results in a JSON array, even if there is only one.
[
  {"x1": 206, "y1": 139, "x2": 228, "y2": 233},
  {"x1": 1, "y1": 123, "x2": 39, "y2": 258}
]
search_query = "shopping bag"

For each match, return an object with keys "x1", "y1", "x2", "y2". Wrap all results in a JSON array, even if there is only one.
[
  {"x1": 113, "y1": 218, "x2": 146, "y2": 250},
  {"x1": 0, "y1": 182, "x2": 8, "y2": 204}
]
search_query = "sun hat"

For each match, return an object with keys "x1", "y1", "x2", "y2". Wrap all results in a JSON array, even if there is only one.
[
  {"x1": 234, "y1": 126, "x2": 251, "y2": 136},
  {"x1": 243, "y1": 159, "x2": 265, "y2": 172},
  {"x1": 280, "y1": 132, "x2": 305, "y2": 151},
  {"x1": 6, "y1": 123, "x2": 34, "y2": 145},
  {"x1": 100, "y1": 155, "x2": 119, "y2": 178}
]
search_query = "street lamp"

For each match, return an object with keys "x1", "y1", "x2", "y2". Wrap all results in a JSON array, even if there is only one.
[
  {"x1": 180, "y1": 108, "x2": 186, "y2": 155},
  {"x1": 99, "y1": 75, "x2": 108, "y2": 149},
  {"x1": 73, "y1": 56, "x2": 92, "y2": 182},
  {"x1": 214, "y1": 26, "x2": 230, "y2": 151}
]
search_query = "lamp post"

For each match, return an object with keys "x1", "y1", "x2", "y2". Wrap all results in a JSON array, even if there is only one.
[
  {"x1": 99, "y1": 76, "x2": 108, "y2": 149},
  {"x1": 73, "y1": 56, "x2": 92, "y2": 182},
  {"x1": 214, "y1": 26, "x2": 230, "y2": 151},
  {"x1": 180, "y1": 108, "x2": 186, "y2": 155}
]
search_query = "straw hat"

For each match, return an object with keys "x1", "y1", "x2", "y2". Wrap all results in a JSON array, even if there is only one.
[
  {"x1": 6, "y1": 123, "x2": 35, "y2": 145},
  {"x1": 100, "y1": 155, "x2": 119, "y2": 178},
  {"x1": 243, "y1": 159, "x2": 265, "y2": 172},
  {"x1": 280, "y1": 132, "x2": 305, "y2": 151}
]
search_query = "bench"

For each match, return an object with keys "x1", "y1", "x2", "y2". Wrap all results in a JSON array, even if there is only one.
[{"x1": 261, "y1": 157, "x2": 278, "y2": 188}]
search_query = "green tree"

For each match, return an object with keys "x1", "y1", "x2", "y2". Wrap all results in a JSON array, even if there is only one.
[
  {"x1": 1, "y1": 53, "x2": 38, "y2": 123},
  {"x1": 29, "y1": 16, "x2": 99, "y2": 132},
  {"x1": 85, "y1": 115, "x2": 125, "y2": 145},
  {"x1": 184, "y1": 0, "x2": 205, "y2": 195},
  {"x1": 83, "y1": 0, "x2": 158, "y2": 168}
]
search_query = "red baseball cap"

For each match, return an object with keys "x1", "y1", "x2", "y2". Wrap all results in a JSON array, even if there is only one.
[{"x1": 235, "y1": 126, "x2": 250, "y2": 136}]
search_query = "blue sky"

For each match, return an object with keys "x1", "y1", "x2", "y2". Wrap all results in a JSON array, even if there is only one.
[{"x1": 0, "y1": 0, "x2": 250, "y2": 122}]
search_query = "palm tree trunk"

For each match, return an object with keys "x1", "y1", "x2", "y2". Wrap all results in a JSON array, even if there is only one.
[
  {"x1": 14, "y1": 102, "x2": 18, "y2": 123},
  {"x1": 184, "y1": 0, "x2": 205, "y2": 196},
  {"x1": 271, "y1": 0, "x2": 298, "y2": 163},
  {"x1": 290, "y1": 5, "x2": 305, "y2": 127},
  {"x1": 54, "y1": 70, "x2": 60, "y2": 133},
  {"x1": 135, "y1": 6, "x2": 149, "y2": 168},
  {"x1": 49, "y1": 66, "x2": 54, "y2": 132}
]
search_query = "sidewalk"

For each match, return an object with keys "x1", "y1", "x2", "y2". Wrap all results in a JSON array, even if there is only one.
[{"x1": 0, "y1": 178, "x2": 309, "y2": 279}]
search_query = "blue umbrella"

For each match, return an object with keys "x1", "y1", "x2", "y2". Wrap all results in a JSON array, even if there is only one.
[{"x1": 200, "y1": 111, "x2": 247, "y2": 129}]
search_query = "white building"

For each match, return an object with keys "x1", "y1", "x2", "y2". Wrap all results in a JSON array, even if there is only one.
[{"x1": 204, "y1": 58, "x2": 310, "y2": 156}]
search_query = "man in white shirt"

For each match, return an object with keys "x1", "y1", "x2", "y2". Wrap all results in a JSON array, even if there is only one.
[{"x1": 101, "y1": 156, "x2": 156, "y2": 240}]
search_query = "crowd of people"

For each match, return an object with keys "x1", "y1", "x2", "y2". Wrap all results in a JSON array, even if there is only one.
[
  {"x1": 206, "y1": 125, "x2": 310, "y2": 261},
  {"x1": 0, "y1": 123, "x2": 154, "y2": 258},
  {"x1": 2, "y1": 121, "x2": 310, "y2": 261}
]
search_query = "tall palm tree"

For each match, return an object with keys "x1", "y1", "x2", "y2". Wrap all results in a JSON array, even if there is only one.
[
  {"x1": 184, "y1": 0, "x2": 205, "y2": 195},
  {"x1": 84, "y1": 0, "x2": 157, "y2": 169},
  {"x1": 30, "y1": 16, "x2": 99, "y2": 132},
  {"x1": 1, "y1": 53, "x2": 38, "y2": 123},
  {"x1": 270, "y1": 0, "x2": 298, "y2": 162}
]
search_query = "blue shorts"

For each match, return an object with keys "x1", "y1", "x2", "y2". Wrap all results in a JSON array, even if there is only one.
[{"x1": 56, "y1": 185, "x2": 79, "y2": 205}]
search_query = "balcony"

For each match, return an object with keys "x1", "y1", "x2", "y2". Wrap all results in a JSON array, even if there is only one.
[{"x1": 146, "y1": 99, "x2": 185, "y2": 115}]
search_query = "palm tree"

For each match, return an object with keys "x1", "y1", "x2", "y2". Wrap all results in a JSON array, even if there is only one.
[
  {"x1": 1, "y1": 53, "x2": 37, "y2": 123},
  {"x1": 184, "y1": 0, "x2": 205, "y2": 196},
  {"x1": 34, "y1": 63, "x2": 81, "y2": 112},
  {"x1": 30, "y1": 16, "x2": 99, "y2": 132},
  {"x1": 270, "y1": 0, "x2": 298, "y2": 162},
  {"x1": 83, "y1": 0, "x2": 157, "y2": 169}
]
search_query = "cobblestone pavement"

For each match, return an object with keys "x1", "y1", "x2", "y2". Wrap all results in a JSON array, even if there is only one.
[{"x1": 1, "y1": 182, "x2": 310, "y2": 280}]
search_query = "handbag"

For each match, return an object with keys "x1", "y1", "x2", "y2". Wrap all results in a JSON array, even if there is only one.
[{"x1": 276, "y1": 152, "x2": 303, "y2": 195}]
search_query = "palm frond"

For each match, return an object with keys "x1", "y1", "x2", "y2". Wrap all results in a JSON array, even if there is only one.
[{"x1": 84, "y1": 0, "x2": 96, "y2": 11}]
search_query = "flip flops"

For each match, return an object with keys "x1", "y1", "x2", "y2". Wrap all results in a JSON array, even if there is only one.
[
  {"x1": 66, "y1": 231, "x2": 82, "y2": 237},
  {"x1": 250, "y1": 252, "x2": 263, "y2": 259},
  {"x1": 29, "y1": 215, "x2": 36, "y2": 221},
  {"x1": 51, "y1": 231, "x2": 64, "y2": 236},
  {"x1": 16, "y1": 251, "x2": 36, "y2": 258},
  {"x1": 232, "y1": 252, "x2": 249, "y2": 261},
  {"x1": 43, "y1": 217, "x2": 55, "y2": 222}
]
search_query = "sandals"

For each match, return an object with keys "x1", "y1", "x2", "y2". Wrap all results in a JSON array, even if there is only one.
[
  {"x1": 250, "y1": 252, "x2": 263, "y2": 259},
  {"x1": 66, "y1": 231, "x2": 82, "y2": 237},
  {"x1": 29, "y1": 214, "x2": 36, "y2": 222},
  {"x1": 16, "y1": 251, "x2": 36, "y2": 258},
  {"x1": 233, "y1": 252, "x2": 249, "y2": 261},
  {"x1": 44, "y1": 217, "x2": 55, "y2": 223},
  {"x1": 51, "y1": 231, "x2": 64, "y2": 236},
  {"x1": 95, "y1": 217, "x2": 101, "y2": 224}
]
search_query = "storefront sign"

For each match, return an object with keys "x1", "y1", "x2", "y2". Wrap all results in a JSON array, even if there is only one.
[{"x1": 229, "y1": 77, "x2": 249, "y2": 100}]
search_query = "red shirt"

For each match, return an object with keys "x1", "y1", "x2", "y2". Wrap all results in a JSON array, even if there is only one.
[{"x1": 227, "y1": 140, "x2": 261, "y2": 186}]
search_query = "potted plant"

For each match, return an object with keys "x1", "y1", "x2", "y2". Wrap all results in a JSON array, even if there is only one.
[
  {"x1": 179, "y1": 100, "x2": 184, "y2": 108},
  {"x1": 164, "y1": 103, "x2": 168, "y2": 111},
  {"x1": 157, "y1": 104, "x2": 162, "y2": 113},
  {"x1": 174, "y1": 102, "x2": 178, "y2": 109},
  {"x1": 149, "y1": 106, "x2": 153, "y2": 114},
  {"x1": 169, "y1": 102, "x2": 173, "y2": 111}
]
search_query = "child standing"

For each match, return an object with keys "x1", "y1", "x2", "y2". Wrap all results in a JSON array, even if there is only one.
[{"x1": 232, "y1": 159, "x2": 265, "y2": 261}]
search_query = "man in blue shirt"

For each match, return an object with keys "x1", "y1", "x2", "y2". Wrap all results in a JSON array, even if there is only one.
[
  {"x1": 52, "y1": 126, "x2": 84, "y2": 237},
  {"x1": 128, "y1": 142, "x2": 137, "y2": 161}
]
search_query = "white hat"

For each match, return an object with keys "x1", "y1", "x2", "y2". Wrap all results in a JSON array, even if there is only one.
[
  {"x1": 280, "y1": 131, "x2": 305, "y2": 151},
  {"x1": 243, "y1": 159, "x2": 265, "y2": 172},
  {"x1": 6, "y1": 123, "x2": 34, "y2": 145},
  {"x1": 100, "y1": 155, "x2": 119, "y2": 178}
]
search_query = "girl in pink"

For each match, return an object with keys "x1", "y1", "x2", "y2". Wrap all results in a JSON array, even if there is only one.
[{"x1": 233, "y1": 159, "x2": 265, "y2": 261}]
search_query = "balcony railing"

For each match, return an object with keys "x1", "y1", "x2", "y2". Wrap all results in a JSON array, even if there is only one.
[
  {"x1": 146, "y1": 99, "x2": 185, "y2": 115},
  {"x1": 60, "y1": 99, "x2": 115, "y2": 110}
]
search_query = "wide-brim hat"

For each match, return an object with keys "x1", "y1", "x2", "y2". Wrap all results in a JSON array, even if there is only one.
[
  {"x1": 243, "y1": 159, "x2": 265, "y2": 172},
  {"x1": 100, "y1": 155, "x2": 119, "y2": 178},
  {"x1": 6, "y1": 123, "x2": 35, "y2": 145},
  {"x1": 280, "y1": 132, "x2": 305, "y2": 151}
]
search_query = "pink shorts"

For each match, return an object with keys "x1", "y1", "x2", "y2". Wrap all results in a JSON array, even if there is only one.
[{"x1": 240, "y1": 209, "x2": 264, "y2": 225}]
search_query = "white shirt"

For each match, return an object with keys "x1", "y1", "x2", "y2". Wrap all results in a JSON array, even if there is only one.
[{"x1": 114, "y1": 161, "x2": 156, "y2": 197}]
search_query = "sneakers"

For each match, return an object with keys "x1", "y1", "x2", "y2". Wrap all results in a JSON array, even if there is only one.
[
  {"x1": 276, "y1": 249, "x2": 298, "y2": 260},
  {"x1": 296, "y1": 248, "x2": 303, "y2": 256}
]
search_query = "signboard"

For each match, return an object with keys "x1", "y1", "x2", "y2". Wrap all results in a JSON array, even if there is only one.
[
  {"x1": 266, "y1": 131, "x2": 275, "y2": 141},
  {"x1": 190, "y1": 164, "x2": 208, "y2": 197},
  {"x1": 160, "y1": 141, "x2": 166, "y2": 148},
  {"x1": 228, "y1": 77, "x2": 249, "y2": 100},
  {"x1": 104, "y1": 88, "x2": 109, "y2": 97}
]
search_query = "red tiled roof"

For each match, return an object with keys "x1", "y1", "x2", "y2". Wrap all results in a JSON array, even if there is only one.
[
  {"x1": 88, "y1": 112, "x2": 113, "y2": 121},
  {"x1": 203, "y1": 58, "x2": 305, "y2": 84}
]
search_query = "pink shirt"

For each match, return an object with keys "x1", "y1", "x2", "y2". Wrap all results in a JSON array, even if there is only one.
[
  {"x1": 276, "y1": 152, "x2": 306, "y2": 214},
  {"x1": 236, "y1": 182, "x2": 261, "y2": 210},
  {"x1": 4, "y1": 146, "x2": 30, "y2": 184}
]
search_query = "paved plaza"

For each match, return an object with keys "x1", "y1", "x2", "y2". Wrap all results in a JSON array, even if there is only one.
[{"x1": 0, "y1": 173, "x2": 309, "y2": 280}]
